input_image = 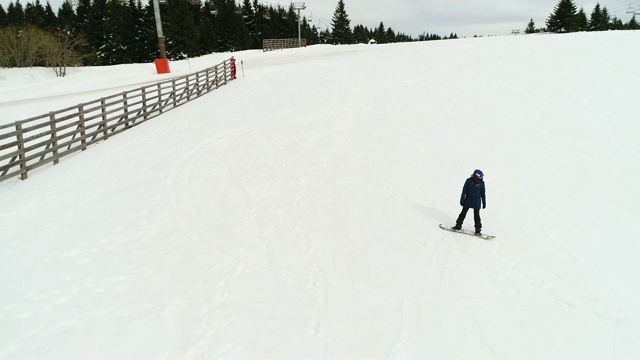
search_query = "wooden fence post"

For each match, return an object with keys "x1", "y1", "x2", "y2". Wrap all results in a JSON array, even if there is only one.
[
  {"x1": 78, "y1": 105, "x2": 87, "y2": 151},
  {"x1": 49, "y1": 112, "x2": 60, "y2": 165},
  {"x1": 15, "y1": 123, "x2": 27, "y2": 180},
  {"x1": 205, "y1": 69, "x2": 210, "y2": 93},
  {"x1": 123, "y1": 92, "x2": 130, "y2": 127},
  {"x1": 172, "y1": 79, "x2": 177, "y2": 108},
  {"x1": 186, "y1": 77, "x2": 191, "y2": 101},
  {"x1": 157, "y1": 84, "x2": 163, "y2": 114},
  {"x1": 101, "y1": 98, "x2": 109, "y2": 140},
  {"x1": 142, "y1": 87, "x2": 148, "y2": 121},
  {"x1": 215, "y1": 65, "x2": 219, "y2": 89},
  {"x1": 195, "y1": 73, "x2": 201, "y2": 96},
  {"x1": 224, "y1": 62, "x2": 229, "y2": 85}
]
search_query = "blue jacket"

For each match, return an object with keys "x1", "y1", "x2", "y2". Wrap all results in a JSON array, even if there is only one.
[{"x1": 460, "y1": 176, "x2": 486, "y2": 209}]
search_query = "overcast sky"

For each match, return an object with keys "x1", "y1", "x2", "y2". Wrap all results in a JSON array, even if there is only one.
[
  {"x1": 305, "y1": 0, "x2": 639, "y2": 37},
  {"x1": 2, "y1": 0, "x2": 639, "y2": 37},
  {"x1": 308, "y1": 0, "x2": 562, "y2": 36}
]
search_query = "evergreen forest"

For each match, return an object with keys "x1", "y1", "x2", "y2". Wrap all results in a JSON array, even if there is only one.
[
  {"x1": 0, "y1": 0, "x2": 446, "y2": 69},
  {"x1": 0, "y1": 0, "x2": 638, "y2": 72}
]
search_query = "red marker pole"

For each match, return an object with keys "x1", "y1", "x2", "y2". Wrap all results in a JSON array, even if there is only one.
[{"x1": 231, "y1": 57, "x2": 237, "y2": 80}]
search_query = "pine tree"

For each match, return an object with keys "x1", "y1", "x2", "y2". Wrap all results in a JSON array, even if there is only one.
[
  {"x1": 42, "y1": 2, "x2": 58, "y2": 31},
  {"x1": 101, "y1": 0, "x2": 137, "y2": 64},
  {"x1": 610, "y1": 17, "x2": 624, "y2": 30},
  {"x1": 230, "y1": 0, "x2": 250, "y2": 50},
  {"x1": 189, "y1": 0, "x2": 205, "y2": 55},
  {"x1": 138, "y1": 0, "x2": 160, "y2": 60},
  {"x1": 576, "y1": 7, "x2": 588, "y2": 31},
  {"x1": 7, "y1": 0, "x2": 26, "y2": 27},
  {"x1": 601, "y1": 7, "x2": 611, "y2": 29},
  {"x1": 241, "y1": 0, "x2": 259, "y2": 48},
  {"x1": 589, "y1": 3, "x2": 609, "y2": 31},
  {"x1": 385, "y1": 27, "x2": 396, "y2": 42},
  {"x1": 56, "y1": 1, "x2": 74, "y2": 29},
  {"x1": 0, "y1": 5, "x2": 7, "y2": 27},
  {"x1": 278, "y1": 6, "x2": 296, "y2": 39},
  {"x1": 525, "y1": 18, "x2": 536, "y2": 33},
  {"x1": 417, "y1": 32, "x2": 441, "y2": 41},
  {"x1": 628, "y1": 15, "x2": 640, "y2": 30},
  {"x1": 260, "y1": 6, "x2": 272, "y2": 39},
  {"x1": 318, "y1": 28, "x2": 330, "y2": 44},
  {"x1": 302, "y1": 18, "x2": 320, "y2": 45},
  {"x1": 85, "y1": 0, "x2": 109, "y2": 65},
  {"x1": 129, "y1": 0, "x2": 155, "y2": 62},
  {"x1": 374, "y1": 22, "x2": 386, "y2": 43},
  {"x1": 330, "y1": 0, "x2": 353, "y2": 44},
  {"x1": 213, "y1": 0, "x2": 249, "y2": 52},
  {"x1": 73, "y1": 0, "x2": 91, "y2": 34},
  {"x1": 199, "y1": 0, "x2": 218, "y2": 53},
  {"x1": 24, "y1": 0, "x2": 46, "y2": 28},
  {"x1": 163, "y1": 0, "x2": 200, "y2": 59},
  {"x1": 546, "y1": 0, "x2": 578, "y2": 33},
  {"x1": 72, "y1": 0, "x2": 93, "y2": 64},
  {"x1": 352, "y1": 24, "x2": 368, "y2": 43},
  {"x1": 251, "y1": 0, "x2": 264, "y2": 36}
]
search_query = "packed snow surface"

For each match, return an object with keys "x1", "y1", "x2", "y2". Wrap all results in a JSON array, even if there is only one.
[{"x1": 1, "y1": 31, "x2": 640, "y2": 358}]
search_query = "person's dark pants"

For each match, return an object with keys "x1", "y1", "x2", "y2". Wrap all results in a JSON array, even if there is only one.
[{"x1": 456, "y1": 207, "x2": 481, "y2": 231}]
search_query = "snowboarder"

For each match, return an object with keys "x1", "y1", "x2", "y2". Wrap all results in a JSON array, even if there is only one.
[{"x1": 452, "y1": 169, "x2": 486, "y2": 235}]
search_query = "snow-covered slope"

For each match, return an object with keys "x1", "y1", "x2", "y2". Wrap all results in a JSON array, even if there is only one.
[{"x1": 1, "y1": 31, "x2": 639, "y2": 358}]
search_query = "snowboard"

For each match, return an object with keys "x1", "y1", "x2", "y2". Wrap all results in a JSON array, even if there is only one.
[{"x1": 439, "y1": 224, "x2": 496, "y2": 240}]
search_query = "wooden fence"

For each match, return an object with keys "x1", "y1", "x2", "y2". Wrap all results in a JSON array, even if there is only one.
[
  {"x1": 0, "y1": 57, "x2": 236, "y2": 183},
  {"x1": 263, "y1": 38, "x2": 306, "y2": 52}
]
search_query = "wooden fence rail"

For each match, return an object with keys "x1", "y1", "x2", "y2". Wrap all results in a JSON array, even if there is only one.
[
  {"x1": 263, "y1": 38, "x2": 306, "y2": 52},
  {"x1": 0, "y1": 57, "x2": 236, "y2": 183}
]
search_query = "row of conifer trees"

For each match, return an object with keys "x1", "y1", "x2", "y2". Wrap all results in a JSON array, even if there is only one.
[
  {"x1": 528, "y1": 0, "x2": 639, "y2": 33},
  {"x1": 0, "y1": 0, "x2": 446, "y2": 69}
]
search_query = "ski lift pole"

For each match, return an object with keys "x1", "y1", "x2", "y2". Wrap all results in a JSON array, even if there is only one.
[
  {"x1": 152, "y1": 0, "x2": 170, "y2": 73},
  {"x1": 152, "y1": 0, "x2": 166, "y2": 58},
  {"x1": 293, "y1": 2, "x2": 306, "y2": 47}
]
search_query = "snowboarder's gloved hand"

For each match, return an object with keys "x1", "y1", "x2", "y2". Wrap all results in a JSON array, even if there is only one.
[{"x1": 483, "y1": 204, "x2": 486, "y2": 209}]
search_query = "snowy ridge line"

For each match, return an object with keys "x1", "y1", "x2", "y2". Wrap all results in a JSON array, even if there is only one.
[{"x1": 0, "y1": 57, "x2": 237, "y2": 184}]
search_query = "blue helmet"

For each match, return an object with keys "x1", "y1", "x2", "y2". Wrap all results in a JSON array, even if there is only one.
[{"x1": 474, "y1": 169, "x2": 484, "y2": 179}]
